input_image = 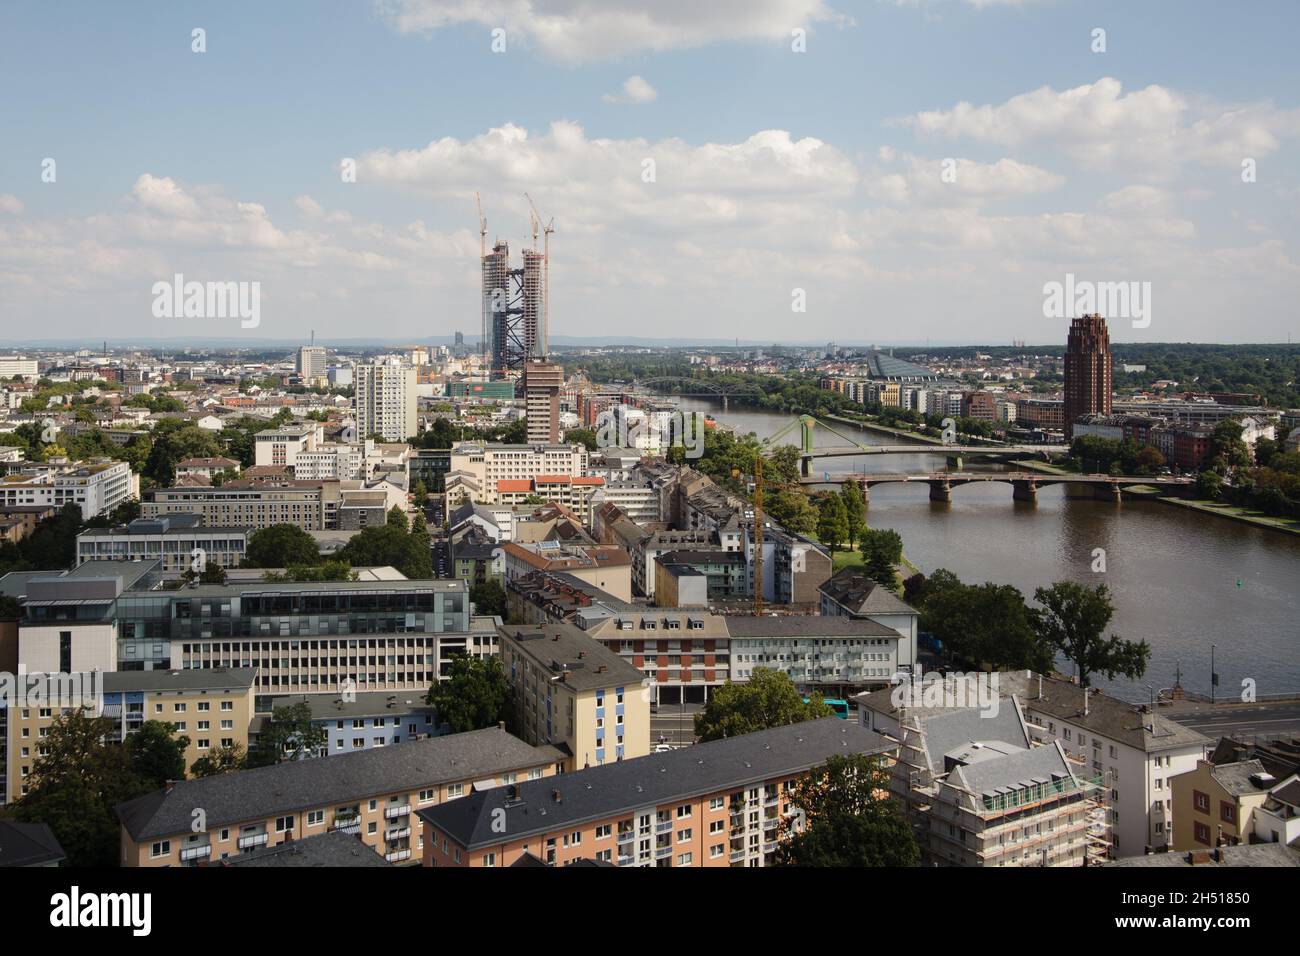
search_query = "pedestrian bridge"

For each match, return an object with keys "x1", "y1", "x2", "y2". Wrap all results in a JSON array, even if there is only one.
[{"x1": 798, "y1": 472, "x2": 1195, "y2": 503}]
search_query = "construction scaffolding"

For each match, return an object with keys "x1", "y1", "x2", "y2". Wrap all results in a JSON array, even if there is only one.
[{"x1": 477, "y1": 196, "x2": 551, "y2": 378}]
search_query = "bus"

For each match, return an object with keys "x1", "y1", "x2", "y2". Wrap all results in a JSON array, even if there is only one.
[{"x1": 804, "y1": 696, "x2": 851, "y2": 719}]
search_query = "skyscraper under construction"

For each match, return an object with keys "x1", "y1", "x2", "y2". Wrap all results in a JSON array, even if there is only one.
[{"x1": 479, "y1": 212, "x2": 549, "y2": 377}]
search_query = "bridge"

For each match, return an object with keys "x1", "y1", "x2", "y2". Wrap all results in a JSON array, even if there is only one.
[{"x1": 799, "y1": 471, "x2": 1195, "y2": 503}]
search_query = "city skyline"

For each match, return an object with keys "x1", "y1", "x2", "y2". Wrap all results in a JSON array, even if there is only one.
[{"x1": 3, "y1": 1, "x2": 1299, "y2": 345}]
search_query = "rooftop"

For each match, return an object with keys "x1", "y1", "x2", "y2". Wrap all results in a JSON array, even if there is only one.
[
  {"x1": 117, "y1": 726, "x2": 558, "y2": 842},
  {"x1": 220, "y1": 830, "x2": 392, "y2": 868},
  {"x1": 499, "y1": 622, "x2": 646, "y2": 693},
  {"x1": 417, "y1": 719, "x2": 893, "y2": 850}
]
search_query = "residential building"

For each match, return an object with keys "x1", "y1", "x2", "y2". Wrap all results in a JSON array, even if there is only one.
[
  {"x1": 253, "y1": 422, "x2": 322, "y2": 469},
  {"x1": 0, "y1": 458, "x2": 137, "y2": 520},
  {"x1": 0, "y1": 821, "x2": 65, "y2": 867},
  {"x1": 498, "y1": 621, "x2": 650, "y2": 770},
  {"x1": 297, "y1": 346, "x2": 327, "y2": 383},
  {"x1": 417, "y1": 718, "x2": 893, "y2": 868},
  {"x1": 502, "y1": 542, "x2": 632, "y2": 603},
  {"x1": 1170, "y1": 759, "x2": 1275, "y2": 851},
  {"x1": 265, "y1": 691, "x2": 441, "y2": 756},
  {"x1": 1019, "y1": 675, "x2": 1211, "y2": 857},
  {"x1": 3, "y1": 667, "x2": 256, "y2": 805},
  {"x1": 144, "y1": 480, "x2": 338, "y2": 531},
  {"x1": 818, "y1": 569, "x2": 920, "y2": 672},
  {"x1": 116, "y1": 726, "x2": 560, "y2": 866},
  {"x1": 175, "y1": 457, "x2": 241, "y2": 481},
  {"x1": 727, "y1": 616, "x2": 903, "y2": 697},
  {"x1": 354, "y1": 362, "x2": 417, "y2": 442},
  {"x1": 447, "y1": 442, "x2": 588, "y2": 504}
]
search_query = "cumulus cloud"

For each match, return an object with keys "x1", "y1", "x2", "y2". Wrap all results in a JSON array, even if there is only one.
[
  {"x1": 867, "y1": 152, "x2": 1064, "y2": 205},
  {"x1": 375, "y1": 0, "x2": 849, "y2": 62},
  {"x1": 896, "y1": 77, "x2": 1300, "y2": 176},
  {"x1": 602, "y1": 75, "x2": 657, "y2": 104}
]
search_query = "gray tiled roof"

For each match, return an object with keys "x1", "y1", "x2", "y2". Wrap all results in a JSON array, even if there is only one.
[
  {"x1": 220, "y1": 830, "x2": 392, "y2": 867},
  {"x1": 818, "y1": 569, "x2": 918, "y2": 618},
  {"x1": 267, "y1": 690, "x2": 435, "y2": 721},
  {"x1": 1021, "y1": 676, "x2": 1211, "y2": 753},
  {"x1": 950, "y1": 741, "x2": 1076, "y2": 800},
  {"x1": 417, "y1": 718, "x2": 893, "y2": 850},
  {"x1": 102, "y1": 668, "x2": 258, "y2": 694},
  {"x1": 1212, "y1": 759, "x2": 1270, "y2": 796},
  {"x1": 913, "y1": 705, "x2": 1031, "y2": 774},
  {"x1": 116, "y1": 727, "x2": 556, "y2": 841},
  {"x1": 1105, "y1": 844, "x2": 1300, "y2": 868},
  {"x1": 0, "y1": 821, "x2": 66, "y2": 867},
  {"x1": 725, "y1": 616, "x2": 899, "y2": 639},
  {"x1": 499, "y1": 622, "x2": 646, "y2": 692}
]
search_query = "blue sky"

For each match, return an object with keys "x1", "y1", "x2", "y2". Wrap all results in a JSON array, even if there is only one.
[{"x1": 2, "y1": 0, "x2": 1298, "y2": 345}]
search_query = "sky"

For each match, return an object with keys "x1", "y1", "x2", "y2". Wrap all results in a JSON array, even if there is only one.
[{"x1": 1, "y1": 0, "x2": 1298, "y2": 347}]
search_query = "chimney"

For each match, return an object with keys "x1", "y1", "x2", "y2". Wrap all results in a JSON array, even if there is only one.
[{"x1": 498, "y1": 720, "x2": 505, "y2": 731}]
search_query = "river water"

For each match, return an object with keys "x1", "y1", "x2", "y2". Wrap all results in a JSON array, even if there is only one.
[{"x1": 671, "y1": 396, "x2": 1300, "y2": 701}]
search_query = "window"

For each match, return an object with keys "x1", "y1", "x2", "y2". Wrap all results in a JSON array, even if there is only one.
[
  {"x1": 482, "y1": 852, "x2": 496, "y2": 867},
  {"x1": 676, "y1": 852, "x2": 692, "y2": 866},
  {"x1": 678, "y1": 828, "x2": 692, "y2": 842},
  {"x1": 1193, "y1": 821, "x2": 1211, "y2": 846},
  {"x1": 1193, "y1": 790, "x2": 1210, "y2": 813},
  {"x1": 447, "y1": 784, "x2": 465, "y2": 799},
  {"x1": 1220, "y1": 802, "x2": 1236, "y2": 824},
  {"x1": 595, "y1": 824, "x2": 611, "y2": 839},
  {"x1": 307, "y1": 811, "x2": 324, "y2": 826},
  {"x1": 676, "y1": 805, "x2": 692, "y2": 819},
  {"x1": 150, "y1": 841, "x2": 171, "y2": 858},
  {"x1": 276, "y1": 816, "x2": 294, "y2": 833},
  {"x1": 709, "y1": 796, "x2": 724, "y2": 811}
]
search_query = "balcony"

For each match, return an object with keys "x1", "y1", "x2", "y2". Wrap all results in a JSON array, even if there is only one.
[
  {"x1": 616, "y1": 830, "x2": 635, "y2": 844},
  {"x1": 386, "y1": 825, "x2": 411, "y2": 841},
  {"x1": 762, "y1": 819, "x2": 779, "y2": 832},
  {"x1": 332, "y1": 818, "x2": 360, "y2": 834},
  {"x1": 385, "y1": 849, "x2": 412, "y2": 863},
  {"x1": 655, "y1": 820, "x2": 673, "y2": 834},
  {"x1": 617, "y1": 854, "x2": 635, "y2": 866},
  {"x1": 655, "y1": 845, "x2": 673, "y2": 860},
  {"x1": 179, "y1": 844, "x2": 211, "y2": 862},
  {"x1": 237, "y1": 832, "x2": 269, "y2": 850},
  {"x1": 730, "y1": 849, "x2": 746, "y2": 863},
  {"x1": 384, "y1": 804, "x2": 411, "y2": 819}
]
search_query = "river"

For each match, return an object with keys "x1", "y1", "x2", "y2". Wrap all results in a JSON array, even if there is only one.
[{"x1": 670, "y1": 396, "x2": 1300, "y2": 701}]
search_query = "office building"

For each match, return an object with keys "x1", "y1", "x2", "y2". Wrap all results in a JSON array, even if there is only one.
[
  {"x1": 297, "y1": 346, "x2": 327, "y2": 382},
  {"x1": 1063, "y1": 314, "x2": 1113, "y2": 439},
  {"x1": 77, "y1": 515, "x2": 249, "y2": 572},
  {"x1": 521, "y1": 361, "x2": 563, "y2": 444}
]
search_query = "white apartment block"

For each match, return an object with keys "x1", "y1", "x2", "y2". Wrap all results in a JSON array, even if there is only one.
[
  {"x1": 1020, "y1": 676, "x2": 1211, "y2": 858},
  {"x1": 254, "y1": 422, "x2": 323, "y2": 469},
  {"x1": 355, "y1": 363, "x2": 417, "y2": 443},
  {"x1": 0, "y1": 459, "x2": 137, "y2": 519}
]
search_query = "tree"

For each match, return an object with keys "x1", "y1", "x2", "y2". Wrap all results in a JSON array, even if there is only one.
[
  {"x1": 563, "y1": 427, "x2": 598, "y2": 451},
  {"x1": 816, "y1": 494, "x2": 848, "y2": 553},
  {"x1": 244, "y1": 523, "x2": 321, "y2": 568},
  {"x1": 1195, "y1": 470, "x2": 1224, "y2": 500},
  {"x1": 427, "y1": 654, "x2": 509, "y2": 734},
  {"x1": 338, "y1": 521, "x2": 432, "y2": 579},
  {"x1": 127, "y1": 720, "x2": 191, "y2": 789},
  {"x1": 251, "y1": 701, "x2": 327, "y2": 765},
  {"x1": 859, "y1": 528, "x2": 903, "y2": 589},
  {"x1": 694, "y1": 668, "x2": 832, "y2": 742},
  {"x1": 470, "y1": 579, "x2": 507, "y2": 617},
  {"x1": 1032, "y1": 581, "x2": 1151, "y2": 687},
  {"x1": 13, "y1": 709, "x2": 148, "y2": 867},
  {"x1": 918, "y1": 569, "x2": 1052, "y2": 673},
  {"x1": 774, "y1": 753, "x2": 919, "y2": 867},
  {"x1": 1209, "y1": 419, "x2": 1252, "y2": 474},
  {"x1": 190, "y1": 743, "x2": 248, "y2": 778},
  {"x1": 763, "y1": 487, "x2": 817, "y2": 537},
  {"x1": 840, "y1": 481, "x2": 866, "y2": 547}
]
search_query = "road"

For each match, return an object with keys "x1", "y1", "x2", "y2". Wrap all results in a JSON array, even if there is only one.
[
  {"x1": 651, "y1": 703, "x2": 702, "y2": 747},
  {"x1": 1166, "y1": 701, "x2": 1300, "y2": 742}
]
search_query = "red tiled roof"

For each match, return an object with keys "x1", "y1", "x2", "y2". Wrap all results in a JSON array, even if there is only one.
[{"x1": 497, "y1": 480, "x2": 534, "y2": 493}]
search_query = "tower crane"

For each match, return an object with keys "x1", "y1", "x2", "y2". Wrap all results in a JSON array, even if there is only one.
[{"x1": 475, "y1": 192, "x2": 487, "y2": 374}]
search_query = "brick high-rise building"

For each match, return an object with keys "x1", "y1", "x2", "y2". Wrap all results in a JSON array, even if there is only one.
[{"x1": 1063, "y1": 314, "x2": 1112, "y2": 439}]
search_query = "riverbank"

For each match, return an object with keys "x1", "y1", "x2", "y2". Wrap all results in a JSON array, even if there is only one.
[
  {"x1": 823, "y1": 413, "x2": 943, "y2": 444},
  {"x1": 1124, "y1": 486, "x2": 1300, "y2": 536}
]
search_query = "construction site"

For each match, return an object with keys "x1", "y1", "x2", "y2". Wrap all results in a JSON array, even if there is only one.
[{"x1": 475, "y1": 193, "x2": 553, "y2": 379}]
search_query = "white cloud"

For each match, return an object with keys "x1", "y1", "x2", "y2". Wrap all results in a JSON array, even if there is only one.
[
  {"x1": 376, "y1": 0, "x2": 850, "y2": 63},
  {"x1": 603, "y1": 75, "x2": 657, "y2": 104},
  {"x1": 896, "y1": 77, "x2": 1300, "y2": 176},
  {"x1": 867, "y1": 151, "x2": 1064, "y2": 205},
  {"x1": 0, "y1": 194, "x2": 23, "y2": 215}
]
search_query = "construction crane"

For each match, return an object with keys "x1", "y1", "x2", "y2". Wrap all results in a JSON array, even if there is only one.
[
  {"x1": 524, "y1": 192, "x2": 554, "y2": 358},
  {"x1": 475, "y1": 192, "x2": 487, "y2": 374}
]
